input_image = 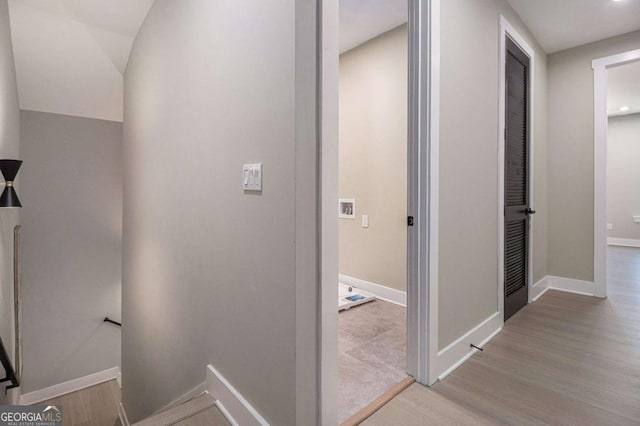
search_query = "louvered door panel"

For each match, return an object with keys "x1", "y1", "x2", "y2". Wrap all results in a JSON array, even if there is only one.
[
  {"x1": 505, "y1": 221, "x2": 526, "y2": 296},
  {"x1": 504, "y1": 37, "x2": 530, "y2": 321}
]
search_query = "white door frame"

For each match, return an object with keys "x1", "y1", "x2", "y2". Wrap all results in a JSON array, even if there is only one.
[
  {"x1": 592, "y1": 48, "x2": 640, "y2": 299},
  {"x1": 407, "y1": 0, "x2": 440, "y2": 386},
  {"x1": 319, "y1": 0, "x2": 440, "y2": 421},
  {"x1": 497, "y1": 15, "x2": 536, "y2": 322}
]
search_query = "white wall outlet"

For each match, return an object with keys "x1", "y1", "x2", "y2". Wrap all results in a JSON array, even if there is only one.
[
  {"x1": 607, "y1": 223, "x2": 613, "y2": 230},
  {"x1": 361, "y1": 215, "x2": 369, "y2": 228},
  {"x1": 634, "y1": 216, "x2": 640, "y2": 223},
  {"x1": 243, "y1": 163, "x2": 262, "y2": 191}
]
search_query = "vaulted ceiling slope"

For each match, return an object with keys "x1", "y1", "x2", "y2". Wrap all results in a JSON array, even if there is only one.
[
  {"x1": 8, "y1": 0, "x2": 155, "y2": 122},
  {"x1": 340, "y1": 0, "x2": 407, "y2": 54},
  {"x1": 507, "y1": 0, "x2": 640, "y2": 54}
]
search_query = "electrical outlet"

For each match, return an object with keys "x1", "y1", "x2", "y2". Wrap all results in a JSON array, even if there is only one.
[{"x1": 607, "y1": 223, "x2": 613, "y2": 230}]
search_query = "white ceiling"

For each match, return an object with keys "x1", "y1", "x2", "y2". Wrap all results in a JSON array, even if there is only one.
[
  {"x1": 608, "y1": 60, "x2": 640, "y2": 116},
  {"x1": 8, "y1": 0, "x2": 155, "y2": 122},
  {"x1": 507, "y1": 0, "x2": 640, "y2": 54},
  {"x1": 339, "y1": 0, "x2": 407, "y2": 54}
]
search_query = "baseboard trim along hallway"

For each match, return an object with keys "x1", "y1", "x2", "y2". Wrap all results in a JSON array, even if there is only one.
[
  {"x1": 19, "y1": 366, "x2": 120, "y2": 405},
  {"x1": 119, "y1": 402, "x2": 131, "y2": 426},
  {"x1": 338, "y1": 274, "x2": 407, "y2": 306},
  {"x1": 532, "y1": 275, "x2": 596, "y2": 300},
  {"x1": 436, "y1": 312, "x2": 502, "y2": 381},
  {"x1": 119, "y1": 365, "x2": 267, "y2": 425},
  {"x1": 206, "y1": 364, "x2": 268, "y2": 426},
  {"x1": 608, "y1": 238, "x2": 640, "y2": 248}
]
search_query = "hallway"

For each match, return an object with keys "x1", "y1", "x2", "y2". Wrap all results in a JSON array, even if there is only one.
[{"x1": 365, "y1": 247, "x2": 640, "y2": 425}]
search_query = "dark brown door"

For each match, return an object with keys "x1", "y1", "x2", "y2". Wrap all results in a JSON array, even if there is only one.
[{"x1": 504, "y1": 37, "x2": 533, "y2": 321}]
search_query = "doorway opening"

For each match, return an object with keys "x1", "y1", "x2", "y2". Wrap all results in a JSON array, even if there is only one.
[
  {"x1": 320, "y1": 0, "x2": 437, "y2": 423},
  {"x1": 603, "y1": 57, "x2": 640, "y2": 290},
  {"x1": 336, "y1": 4, "x2": 410, "y2": 422},
  {"x1": 593, "y1": 48, "x2": 640, "y2": 298}
]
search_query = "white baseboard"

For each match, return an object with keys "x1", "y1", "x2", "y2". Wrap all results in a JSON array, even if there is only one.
[
  {"x1": 206, "y1": 364, "x2": 269, "y2": 426},
  {"x1": 529, "y1": 275, "x2": 597, "y2": 299},
  {"x1": 432, "y1": 275, "x2": 595, "y2": 383},
  {"x1": 338, "y1": 274, "x2": 406, "y2": 307},
  {"x1": 119, "y1": 402, "x2": 131, "y2": 426},
  {"x1": 548, "y1": 276, "x2": 596, "y2": 297},
  {"x1": 19, "y1": 366, "x2": 120, "y2": 405},
  {"x1": 608, "y1": 237, "x2": 640, "y2": 248},
  {"x1": 530, "y1": 276, "x2": 550, "y2": 302},
  {"x1": 152, "y1": 381, "x2": 207, "y2": 415},
  {"x1": 435, "y1": 312, "x2": 502, "y2": 381}
]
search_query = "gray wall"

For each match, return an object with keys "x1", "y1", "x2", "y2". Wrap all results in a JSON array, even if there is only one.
[
  {"x1": 439, "y1": 0, "x2": 548, "y2": 349},
  {"x1": 548, "y1": 30, "x2": 640, "y2": 282},
  {"x1": 607, "y1": 114, "x2": 640, "y2": 240},
  {"x1": 122, "y1": 0, "x2": 314, "y2": 423},
  {"x1": 339, "y1": 25, "x2": 407, "y2": 292},
  {"x1": 0, "y1": 0, "x2": 21, "y2": 405},
  {"x1": 20, "y1": 110, "x2": 122, "y2": 393}
]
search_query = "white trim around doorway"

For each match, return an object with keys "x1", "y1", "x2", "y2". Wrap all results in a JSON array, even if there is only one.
[
  {"x1": 592, "y1": 48, "x2": 640, "y2": 299},
  {"x1": 407, "y1": 0, "x2": 440, "y2": 386},
  {"x1": 320, "y1": 5, "x2": 440, "y2": 422}
]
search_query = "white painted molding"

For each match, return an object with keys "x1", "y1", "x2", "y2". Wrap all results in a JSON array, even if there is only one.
[
  {"x1": 119, "y1": 402, "x2": 131, "y2": 426},
  {"x1": 530, "y1": 276, "x2": 550, "y2": 302},
  {"x1": 608, "y1": 109, "x2": 640, "y2": 118},
  {"x1": 435, "y1": 274, "x2": 593, "y2": 382},
  {"x1": 338, "y1": 274, "x2": 407, "y2": 307},
  {"x1": 19, "y1": 366, "x2": 120, "y2": 405},
  {"x1": 206, "y1": 364, "x2": 269, "y2": 426},
  {"x1": 592, "y1": 49, "x2": 640, "y2": 299},
  {"x1": 426, "y1": 0, "x2": 441, "y2": 387},
  {"x1": 151, "y1": 381, "x2": 207, "y2": 416},
  {"x1": 530, "y1": 275, "x2": 598, "y2": 299},
  {"x1": 435, "y1": 312, "x2": 502, "y2": 381},
  {"x1": 592, "y1": 48, "x2": 640, "y2": 70},
  {"x1": 608, "y1": 238, "x2": 640, "y2": 248},
  {"x1": 548, "y1": 276, "x2": 596, "y2": 297},
  {"x1": 406, "y1": 0, "x2": 440, "y2": 387}
]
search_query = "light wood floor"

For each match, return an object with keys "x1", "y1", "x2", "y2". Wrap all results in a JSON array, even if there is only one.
[
  {"x1": 366, "y1": 246, "x2": 640, "y2": 425},
  {"x1": 37, "y1": 381, "x2": 229, "y2": 426},
  {"x1": 38, "y1": 380, "x2": 121, "y2": 426}
]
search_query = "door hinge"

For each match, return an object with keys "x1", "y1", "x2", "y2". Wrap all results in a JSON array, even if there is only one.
[{"x1": 408, "y1": 216, "x2": 414, "y2": 227}]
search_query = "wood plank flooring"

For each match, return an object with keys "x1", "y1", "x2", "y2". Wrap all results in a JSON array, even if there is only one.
[
  {"x1": 136, "y1": 394, "x2": 229, "y2": 426},
  {"x1": 366, "y1": 246, "x2": 640, "y2": 425},
  {"x1": 38, "y1": 380, "x2": 121, "y2": 426},
  {"x1": 36, "y1": 380, "x2": 229, "y2": 426}
]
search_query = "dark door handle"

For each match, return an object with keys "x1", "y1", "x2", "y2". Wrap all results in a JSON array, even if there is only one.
[{"x1": 524, "y1": 208, "x2": 536, "y2": 215}]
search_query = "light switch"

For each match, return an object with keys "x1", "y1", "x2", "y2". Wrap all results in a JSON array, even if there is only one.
[
  {"x1": 243, "y1": 163, "x2": 262, "y2": 191},
  {"x1": 362, "y1": 215, "x2": 369, "y2": 228},
  {"x1": 634, "y1": 216, "x2": 640, "y2": 223},
  {"x1": 607, "y1": 223, "x2": 613, "y2": 230}
]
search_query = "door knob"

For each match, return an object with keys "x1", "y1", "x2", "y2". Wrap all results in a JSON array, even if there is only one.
[{"x1": 524, "y1": 208, "x2": 536, "y2": 215}]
